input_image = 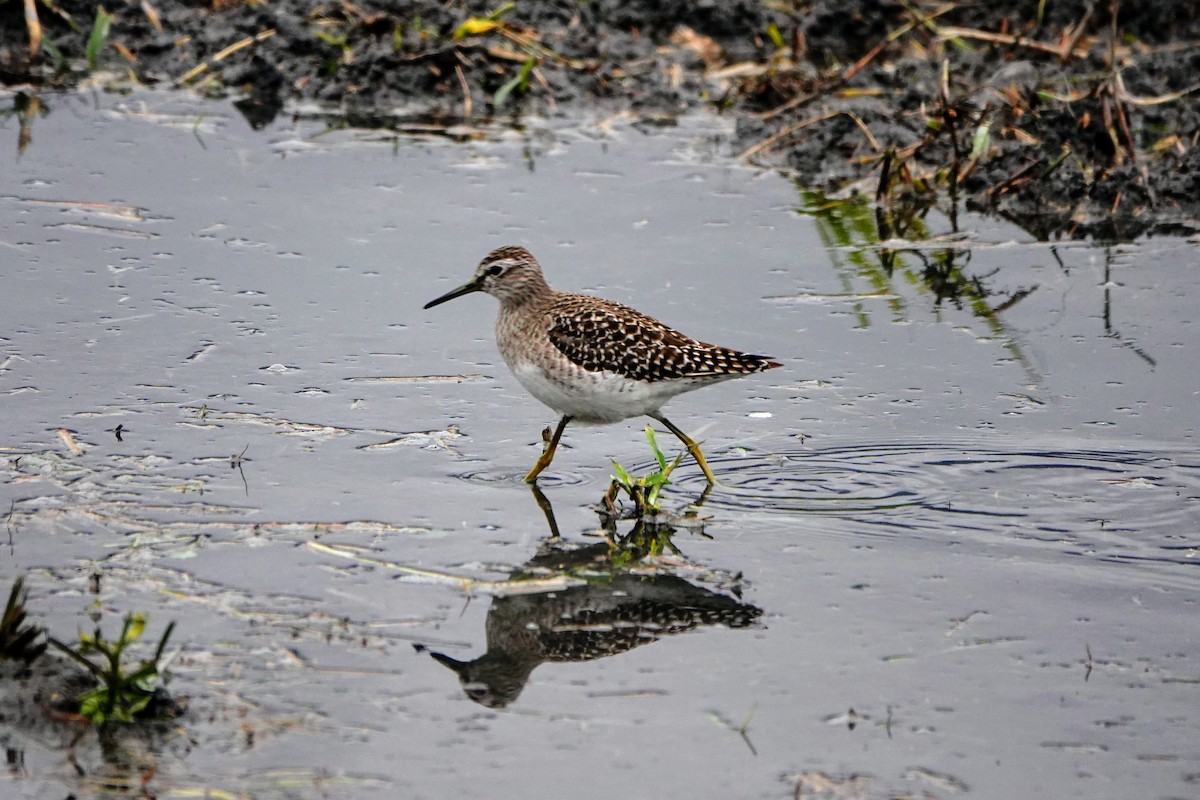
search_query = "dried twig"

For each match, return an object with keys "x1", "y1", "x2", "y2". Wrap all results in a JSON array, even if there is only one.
[
  {"x1": 935, "y1": 26, "x2": 1092, "y2": 59},
  {"x1": 141, "y1": 1, "x2": 163, "y2": 33},
  {"x1": 938, "y1": 59, "x2": 962, "y2": 229},
  {"x1": 844, "y1": 111, "x2": 881, "y2": 152},
  {"x1": 1059, "y1": 6, "x2": 1094, "y2": 63},
  {"x1": 178, "y1": 29, "x2": 277, "y2": 84},
  {"x1": 987, "y1": 157, "x2": 1043, "y2": 198},
  {"x1": 23, "y1": 0, "x2": 41, "y2": 56},
  {"x1": 454, "y1": 64, "x2": 472, "y2": 117},
  {"x1": 498, "y1": 27, "x2": 585, "y2": 69},
  {"x1": 738, "y1": 110, "x2": 841, "y2": 161},
  {"x1": 753, "y1": 39, "x2": 885, "y2": 122}
]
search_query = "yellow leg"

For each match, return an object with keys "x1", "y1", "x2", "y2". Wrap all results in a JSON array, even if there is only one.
[
  {"x1": 649, "y1": 412, "x2": 716, "y2": 485},
  {"x1": 524, "y1": 415, "x2": 570, "y2": 483}
]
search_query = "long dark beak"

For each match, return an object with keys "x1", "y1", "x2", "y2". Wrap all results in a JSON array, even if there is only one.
[
  {"x1": 429, "y1": 651, "x2": 469, "y2": 674},
  {"x1": 424, "y1": 279, "x2": 481, "y2": 309}
]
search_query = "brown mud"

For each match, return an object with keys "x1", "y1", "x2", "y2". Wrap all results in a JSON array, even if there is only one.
[{"x1": 3, "y1": 1, "x2": 1198, "y2": 240}]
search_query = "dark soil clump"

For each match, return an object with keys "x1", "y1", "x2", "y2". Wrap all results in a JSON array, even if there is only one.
[{"x1": 3, "y1": 1, "x2": 1198, "y2": 239}]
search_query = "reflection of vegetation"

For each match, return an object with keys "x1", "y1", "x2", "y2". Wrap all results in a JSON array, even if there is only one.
[
  {"x1": 605, "y1": 518, "x2": 682, "y2": 569},
  {"x1": 799, "y1": 189, "x2": 908, "y2": 327},
  {"x1": 1100, "y1": 247, "x2": 1156, "y2": 368},
  {"x1": 50, "y1": 614, "x2": 176, "y2": 726},
  {"x1": 4, "y1": 91, "x2": 48, "y2": 157},
  {"x1": 509, "y1": 514, "x2": 687, "y2": 584},
  {"x1": 1, "y1": 577, "x2": 47, "y2": 664},
  {"x1": 606, "y1": 426, "x2": 684, "y2": 517},
  {"x1": 797, "y1": 186, "x2": 1035, "y2": 374}
]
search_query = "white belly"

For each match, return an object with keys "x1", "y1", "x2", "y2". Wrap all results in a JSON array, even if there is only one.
[{"x1": 509, "y1": 362, "x2": 689, "y2": 424}]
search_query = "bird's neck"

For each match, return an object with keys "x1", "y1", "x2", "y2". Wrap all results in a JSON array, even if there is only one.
[{"x1": 498, "y1": 277, "x2": 553, "y2": 311}]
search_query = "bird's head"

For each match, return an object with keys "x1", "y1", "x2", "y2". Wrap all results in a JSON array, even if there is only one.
[{"x1": 424, "y1": 245, "x2": 549, "y2": 309}]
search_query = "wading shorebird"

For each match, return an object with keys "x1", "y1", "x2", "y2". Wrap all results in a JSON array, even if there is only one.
[{"x1": 423, "y1": 246, "x2": 781, "y2": 484}]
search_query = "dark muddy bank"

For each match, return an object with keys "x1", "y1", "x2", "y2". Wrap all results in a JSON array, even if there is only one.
[{"x1": 3, "y1": 1, "x2": 1199, "y2": 239}]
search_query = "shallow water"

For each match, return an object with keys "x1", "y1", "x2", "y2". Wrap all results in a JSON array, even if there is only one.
[{"x1": 1, "y1": 91, "x2": 1197, "y2": 799}]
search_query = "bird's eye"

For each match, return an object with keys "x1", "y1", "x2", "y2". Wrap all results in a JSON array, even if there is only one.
[{"x1": 486, "y1": 264, "x2": 504, "y2": 277}]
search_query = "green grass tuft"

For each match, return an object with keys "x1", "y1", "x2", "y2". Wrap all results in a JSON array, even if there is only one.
[{"x1": 50, "y1": 612, "x2": 175, "y2": 726}]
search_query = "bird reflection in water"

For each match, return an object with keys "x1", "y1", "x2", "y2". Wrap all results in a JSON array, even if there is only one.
[{"x1": 420, "y1": 486, "x2": 762, "y2": 708}]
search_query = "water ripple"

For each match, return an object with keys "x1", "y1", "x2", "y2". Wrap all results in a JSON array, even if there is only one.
[
  {"x1": 452, "y1": 468, "x2": 590, "y2": 488},
  {"x1": 665, "y1": 442, "x2": 1200, "y2": 568}
]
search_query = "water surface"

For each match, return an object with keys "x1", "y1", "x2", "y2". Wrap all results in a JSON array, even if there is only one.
[{"x1": 1, "y1": 91, "x2": 1197, "y2": 800}]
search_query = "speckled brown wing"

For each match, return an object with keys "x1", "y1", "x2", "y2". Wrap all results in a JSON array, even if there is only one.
[{"x1": 546, "y1": 294, "x2": 781, "y2": 382}]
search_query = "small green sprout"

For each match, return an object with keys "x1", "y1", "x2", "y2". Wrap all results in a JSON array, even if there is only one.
[
  {"x1": 494, "y1": 56, "x2": 537, "y2": 108},
  {"x1": 50, "y1": 612, "x2": 175, "y2": 725},
  {"x1": 85, "y1": 6, "x2": 114, "y2": 72},
  {"x1": 608, "y1": 425, "x2": 685, "y2": 516}
]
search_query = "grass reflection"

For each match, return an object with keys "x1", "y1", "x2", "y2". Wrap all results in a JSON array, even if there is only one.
[{"x1": 795, "y1": 186, "x2": 1036, "y2": 376}]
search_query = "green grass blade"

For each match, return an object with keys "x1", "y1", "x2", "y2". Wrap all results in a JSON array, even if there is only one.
[
  {"x1": 969, "y1": 121, "x2": 992, "y2": 161},
  {"x1": 494, "y1": 57, "x2": 536, "y2": 108},
  {"x1": 152, "y1": 620, "x2": 175, "y2": 663},
  {"x1": 85, "y1": 6, "x2": 113, "y2": 72},
  {"x1": 47, "y1": 636, "x2": 103, "y2": 676},
  {"x1": 664, "y1": 452, "x2": 684, "y2": 478},
  {"x1": 644, "y1": 426, "x2": 669, "y2": 471}
]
